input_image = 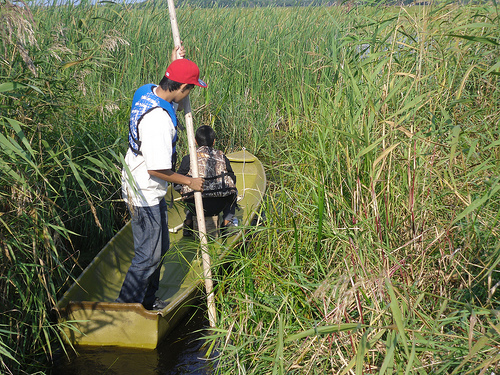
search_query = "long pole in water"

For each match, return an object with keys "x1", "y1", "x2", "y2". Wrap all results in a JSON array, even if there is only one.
[{"x1": 167, "y1": 0, "x2": 216, "y2": 328}]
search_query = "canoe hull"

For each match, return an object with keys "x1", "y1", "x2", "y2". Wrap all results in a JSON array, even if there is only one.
[{"x1": 56, "y1": 150, "x2": 266, "y2": 349}]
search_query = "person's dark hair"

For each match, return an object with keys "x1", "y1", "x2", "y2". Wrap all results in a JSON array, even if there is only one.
[
  {"x1": 195, "y1": 125, "x2": 216, "y2": 147},
  {"x1": 158, "y1": 77, "x2": 195, "y2": 92}
]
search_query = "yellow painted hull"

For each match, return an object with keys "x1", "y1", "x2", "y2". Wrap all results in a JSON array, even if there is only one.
[{"x1": 56, "y1": 150, "x2": 266, "y2": 349}]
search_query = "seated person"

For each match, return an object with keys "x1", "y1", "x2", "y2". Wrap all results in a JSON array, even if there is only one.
[{"x1": 176, "y1": 125, "x2": 238, "y2": 236}]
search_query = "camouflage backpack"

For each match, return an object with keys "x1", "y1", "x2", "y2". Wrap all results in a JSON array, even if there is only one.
[{"x1": 181, "y1": 146, "x2": 237, "y2": 199}]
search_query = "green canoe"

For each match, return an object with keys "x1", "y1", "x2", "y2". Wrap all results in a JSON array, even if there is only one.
[{"x1": 56, "y1": 150, "x2": 266, "y2": 349}]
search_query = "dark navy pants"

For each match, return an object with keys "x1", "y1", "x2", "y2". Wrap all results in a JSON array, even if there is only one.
[{"x1": 117, "y1": 199, "x2": 169, "y2": 308}]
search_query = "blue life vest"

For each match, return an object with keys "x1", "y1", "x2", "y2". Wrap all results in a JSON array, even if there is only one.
[{"x1": 128, "y1": 84, "x2": 178, "y2": 168}]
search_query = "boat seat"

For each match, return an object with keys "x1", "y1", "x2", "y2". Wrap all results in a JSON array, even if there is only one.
[{"x1": 227, "y1": 150, "x2": 256, "y2": 163}]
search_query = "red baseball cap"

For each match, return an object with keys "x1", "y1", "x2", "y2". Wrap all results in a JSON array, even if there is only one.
[{"x1": 165, "y1": 59, "x2": 207, "y2": 87}]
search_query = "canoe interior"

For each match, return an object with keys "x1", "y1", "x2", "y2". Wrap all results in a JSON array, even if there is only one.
[{"x1": 56, "y1": 150, "x2": 266, "y2": 349}]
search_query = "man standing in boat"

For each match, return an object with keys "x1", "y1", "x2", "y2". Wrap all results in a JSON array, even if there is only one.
[{"x1": 117, "y1": 47, "x2": 206, "y2": 310}]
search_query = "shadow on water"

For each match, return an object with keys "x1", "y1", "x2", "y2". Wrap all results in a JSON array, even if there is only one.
[{"x1": 51, "y1": 307, "x2": 216, "y2": 375}]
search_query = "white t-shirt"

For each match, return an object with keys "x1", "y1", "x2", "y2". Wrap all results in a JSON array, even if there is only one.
[{"x1": 122, "y1": 107, "x2": 176, "y2": 207}]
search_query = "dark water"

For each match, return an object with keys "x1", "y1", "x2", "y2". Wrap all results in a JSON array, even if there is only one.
[{"x1": 51, "y1": 307, "x2": 216, "y2": 375}]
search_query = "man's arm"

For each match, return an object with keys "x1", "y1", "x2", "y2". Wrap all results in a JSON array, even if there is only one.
[
  {"x1": 224, "y1": 155, "x2": 236, "y2": 183},
  {"x1": 148, "y1": 169, "x2": 203, "y2": 191},
  {"x1": 176, "y1": 155, "x2": 190, "y2": 176}
]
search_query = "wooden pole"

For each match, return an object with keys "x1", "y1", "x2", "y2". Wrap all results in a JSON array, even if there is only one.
[{"x1": 167, "y1": 0, "x2": 216, "y2": 328}]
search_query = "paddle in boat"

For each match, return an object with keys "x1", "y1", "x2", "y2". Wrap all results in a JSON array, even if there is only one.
[{"x1": 55, "y1": 149, "x2": 266, "y2": 349}]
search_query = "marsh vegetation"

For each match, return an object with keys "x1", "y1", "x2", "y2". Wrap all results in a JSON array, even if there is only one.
[{"x1": 0, "y1": 0, "x2": 499, "y2": 373}]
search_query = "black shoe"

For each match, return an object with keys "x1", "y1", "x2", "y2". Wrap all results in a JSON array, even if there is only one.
[
  {"x1": 183, "y1": 220, "x2": 194, "y2": 237},
  {"x1": 220, "y1": 218, "x2": 238, "y2": 238},
  {"x1": 151, "y1": 297, "x2": 168, "y2": 311}
]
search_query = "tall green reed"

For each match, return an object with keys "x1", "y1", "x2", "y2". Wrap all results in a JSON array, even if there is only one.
[
  {"x1": 1, "y1": 1, "x2": 128, "y2": 373},
  {"x1": 204, "y1": 3, "x2": 499, "y2": 374},
  {"x1": 1, "y1": 0, "x2": 499, "y2": 373}
]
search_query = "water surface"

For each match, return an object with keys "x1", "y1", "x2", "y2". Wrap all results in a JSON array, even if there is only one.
[{"x1": 52, "y1": 307, "x2": 215, "y2": 375}]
